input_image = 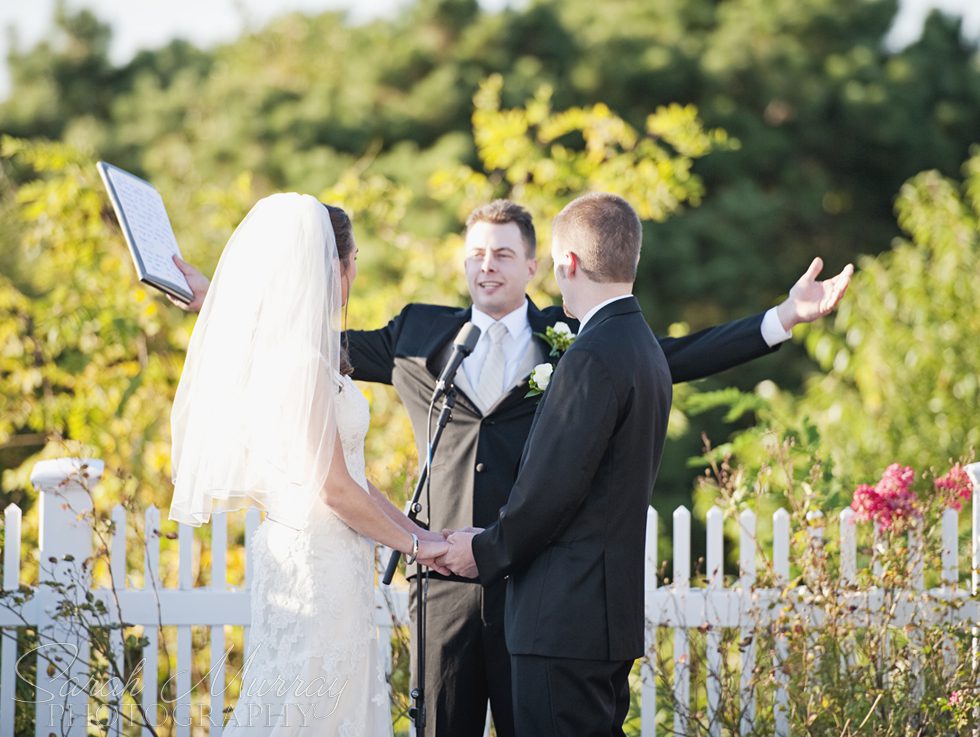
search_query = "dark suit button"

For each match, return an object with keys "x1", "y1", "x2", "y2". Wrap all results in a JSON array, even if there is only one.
[{"x1": 476, "y1": 463, "x2": 486, "y2": 473}]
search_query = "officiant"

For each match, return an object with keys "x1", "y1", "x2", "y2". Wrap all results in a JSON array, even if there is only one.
[{"x1": 168, "y1": 198, "x2": 852, "y2": 737}]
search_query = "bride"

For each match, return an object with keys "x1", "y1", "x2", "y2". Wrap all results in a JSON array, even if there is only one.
[{"x1": 168, "y1": 193, "x2": 446, "y2": 735}]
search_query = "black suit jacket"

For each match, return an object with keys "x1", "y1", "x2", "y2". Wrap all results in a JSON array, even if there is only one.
[
  {"x1": 347, "y1": 297, "x2": 776, "y2": 581},
  {"x1": 471, "y1": 297, "x2": 671, "y2": 661}
]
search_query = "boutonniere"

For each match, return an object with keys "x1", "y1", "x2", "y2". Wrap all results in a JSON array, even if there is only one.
[
  {"x1": 525, "y1": 363, "x2": 554, "y2": 398},
  {"x1": 526, "y1": 322, "x2": 576, "y2": 398},
  {"x1": 535, "y1": 321, "x2": 576, "y2": 357}
]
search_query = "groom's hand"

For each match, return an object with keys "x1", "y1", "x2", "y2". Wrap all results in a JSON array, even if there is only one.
[
  {"x1": 775, "y1": 257, "x2": 854, "y2": 331},
  {"x1": 168, "y1": 256, "x2": 210, "y2": 313},
  {"x1": 436, "y1": 531, "x2": 480, "y2": 579}
]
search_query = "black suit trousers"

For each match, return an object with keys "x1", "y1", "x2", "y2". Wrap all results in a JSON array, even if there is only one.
[
  {"x1": 510, "y1": 654, "x2": 633, "y2": 737},
  {"x1": 409, "y1": 577, "x2": 516, "y2": 737}
]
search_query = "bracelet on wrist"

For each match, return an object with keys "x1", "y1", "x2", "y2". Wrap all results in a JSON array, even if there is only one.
[{"x1": 405, "y1": 532, "x2": 419, "y2": 565}]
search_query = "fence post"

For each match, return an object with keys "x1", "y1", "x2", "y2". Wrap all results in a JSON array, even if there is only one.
[
  {"x1": 773, "y1": 508, "x2": 791, "y2": 737},
  {"x1": 966, "y1": 462, "x2": 979, "y2": 737},
  {"x1": 1, "y1": 503, "x2": 24, "y2": 737},
  {"x1": 705, "y1": 506, "x2": 723, "y2": 736},
  {"x1": 672, "y1": 506, "x2": 691, "y2": 737},
  {"x1": 31, "y1": 457, "x2": 103, "y2": 737},
  {"x1": 738, "y1": 508, "x2": 757, "y2": 734},
  {"x1": 641, "y1": 505, "x2": 658, "y2": 737}
]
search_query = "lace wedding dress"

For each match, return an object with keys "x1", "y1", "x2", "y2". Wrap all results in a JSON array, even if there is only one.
[{"x1": 224, "y1": 372, "x2": 393, "y2": 737}]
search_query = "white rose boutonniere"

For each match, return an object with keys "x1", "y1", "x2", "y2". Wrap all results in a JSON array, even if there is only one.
[
  {"x1": 526, "y1": 362, "x2": 554, "y2": 398},
  {"x1": 535, "y1": 321, "x2": 576, "y2": 357}
]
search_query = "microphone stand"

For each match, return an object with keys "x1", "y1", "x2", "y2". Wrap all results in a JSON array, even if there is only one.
[{"x1": 382, "y1": 387, "x2": 457, "y2": 735}]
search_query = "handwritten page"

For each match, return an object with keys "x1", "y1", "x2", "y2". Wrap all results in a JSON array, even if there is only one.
[{"x1": 98, "y1": 162, "x2": 192, "y2": 302}]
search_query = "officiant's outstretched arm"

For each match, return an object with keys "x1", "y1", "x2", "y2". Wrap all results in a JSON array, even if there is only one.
[{"x1": 169, "y1": 253, "x2": 853, "y2": 344}]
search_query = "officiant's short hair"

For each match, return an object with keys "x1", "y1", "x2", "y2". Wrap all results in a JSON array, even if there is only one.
[
  {"x1": 552, "y1": 193, "x2": 641, "y2": 283},
  {"x1": 465, "y1": 200, "x2": 536, "y2": 258}
]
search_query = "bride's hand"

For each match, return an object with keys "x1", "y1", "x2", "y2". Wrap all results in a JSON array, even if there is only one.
[
  {"x1": 417, "y1": 528, "x2": 447, "y2": 543},
  {"x1": 416, "y1": 539, "x2": 451, "y2": 574}
]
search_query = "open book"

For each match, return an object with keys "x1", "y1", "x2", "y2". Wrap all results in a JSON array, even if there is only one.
[{"x1": 97, "y1": 161, "x2": 193, "y2": 304}]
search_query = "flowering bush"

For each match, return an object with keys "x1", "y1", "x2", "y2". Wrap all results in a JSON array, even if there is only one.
[
  {"x1": 933, "y1": 463, "x2": 973, "y2": 512},
  {"x1": 849, "y1": 463, "x2": 920, "y2": 530},
  {"x1": 661, "y1": 434, "x2": 978, "y2": 736},
  {"x1": 849, "y1": 461, "x2": 975, "y2": 529}
]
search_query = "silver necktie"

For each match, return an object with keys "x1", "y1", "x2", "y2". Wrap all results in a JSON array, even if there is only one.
[{"x1": 476, "y1": 322, "x2": 508, "y2": 409}]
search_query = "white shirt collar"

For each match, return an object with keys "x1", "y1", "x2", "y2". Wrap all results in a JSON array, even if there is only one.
[
  {"x1": 578, "y1": 294, "x2": 633, "y2": 332},
  {"x1": 471, "y1": 300, "x2": 530, "y2": 339}
]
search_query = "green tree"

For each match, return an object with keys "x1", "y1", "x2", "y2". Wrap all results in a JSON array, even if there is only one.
[
  {"x1": 692, "y1": 148, "x2": 979, "y2": 515},
  {"x1": 1, "y1": 2, "x2": 116, "y2": 140}
]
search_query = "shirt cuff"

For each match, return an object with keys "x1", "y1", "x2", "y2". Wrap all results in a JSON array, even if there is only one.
[{"x1": 760, "y1": 307, "x2": 793, "y2": 347}]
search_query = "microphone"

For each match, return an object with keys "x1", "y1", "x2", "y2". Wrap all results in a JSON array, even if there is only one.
[{"x1": 432, "y1": 323, "x2": 481, "y2": 402}]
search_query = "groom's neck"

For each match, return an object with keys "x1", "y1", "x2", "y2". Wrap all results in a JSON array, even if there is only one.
[{"x1": 566, "y1": 283, "x2": 634, "y2": 321}]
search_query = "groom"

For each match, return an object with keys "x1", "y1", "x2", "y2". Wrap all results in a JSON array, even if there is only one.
[{"x1": 437, "y1": 193, "x2": 672, "y2": 735}]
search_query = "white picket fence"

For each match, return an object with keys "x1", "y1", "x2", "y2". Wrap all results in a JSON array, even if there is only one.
[{"x1": 1, "y1": 458, "x2": 978, "y2": 737}]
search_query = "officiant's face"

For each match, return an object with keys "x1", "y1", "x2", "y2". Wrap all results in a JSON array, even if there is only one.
[{"x1": 463, "y1": 221, "x2": 537, "y2": 319}]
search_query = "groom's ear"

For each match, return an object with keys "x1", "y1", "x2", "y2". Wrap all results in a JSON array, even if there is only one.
[{"x1": 566, "y1": 251, "x2": 579, "y2": 278}]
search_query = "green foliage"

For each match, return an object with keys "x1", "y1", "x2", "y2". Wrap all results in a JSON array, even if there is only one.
[
  {"x1": 0, "y1": 136, "x2": 188, "y2": 510},
  {"x1": 430, "y1": 74, "x2": 731, "y2": 223},
  {"x1": 672, "y1": 431, "x2": 978, "y2": 735},
  {"x1": 3, "y1": 0, "x2": 978, "y2": 519},
  {"x1": 429, "y1": 74, "x2": 729, "y2": 268},
  {"x1": 791, "y1": 150, "x2": 976, "y2": 481},
  {"x1": 4, "y1": 1, "x2": 978, "y2": 325},
  {"x1": 795, "y1": 154, "x2": 980, "y2": 478},
  {"x1": 0, "y1": 2, "x2": 978, "y2": 731},
  {"x1": 689, "y1": 151, "x2": 979, "y2": 559},
  {"x1": 0, "y1": 69, "x2": 723, "y2": 522}
]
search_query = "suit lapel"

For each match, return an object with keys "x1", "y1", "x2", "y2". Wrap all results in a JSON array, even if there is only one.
[
  {"x1": 527, "y1": 297, "x2": 560, "y2": 357},
  {"x1": 452, "y1": 363, "x2": 480, "y2": 411},
  {"x1": 423, "y1": 307, "x2": 481, "y2": 415}
]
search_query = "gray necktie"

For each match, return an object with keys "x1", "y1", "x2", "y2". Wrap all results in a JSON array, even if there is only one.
[{"x1": 476, "y1": 322, "x2": 508, "y2": 410}]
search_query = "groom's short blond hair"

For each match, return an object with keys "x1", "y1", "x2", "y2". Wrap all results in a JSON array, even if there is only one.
[{"x1": 552, "y1": 193, "x2": 641, "y2": 283}]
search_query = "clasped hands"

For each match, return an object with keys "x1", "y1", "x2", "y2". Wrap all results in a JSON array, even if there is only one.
[{"x1": 412, "y1": 527, "x2": 484, "y2": 578}]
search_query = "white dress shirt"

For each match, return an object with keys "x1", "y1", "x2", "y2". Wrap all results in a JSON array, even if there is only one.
[
  {"x1": 463, "y1": 302, "x2": 534, "y2": 390},
  {"x1": 579, "y1": 293, "x2": 791, "y2": 348},
  {"x1": 577, "y1": 293, "x2": 634, "y2": 332}
]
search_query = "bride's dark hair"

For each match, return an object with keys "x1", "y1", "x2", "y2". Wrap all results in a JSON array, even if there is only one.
[{"x1": 323, "y1": 203, "x2": 355, "y2": 377}]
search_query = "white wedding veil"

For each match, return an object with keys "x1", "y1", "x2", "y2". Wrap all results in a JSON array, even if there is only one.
[{"x1": 169, "y1": 193, "x2": 342, "y2": 529}]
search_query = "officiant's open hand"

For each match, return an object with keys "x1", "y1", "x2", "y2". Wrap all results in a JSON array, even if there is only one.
[
  {"x1": 168, "y1": 256, "x2": 210, "y2": 312},
  {"x1": 434, "y1": 528, "x2": 484, "y2": 579},
  {"x1": 775, "y1": 257, "x2": 854, "y2": 331}
]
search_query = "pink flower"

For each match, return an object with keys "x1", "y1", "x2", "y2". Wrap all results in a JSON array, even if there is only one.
[
  {"x1": 949, "y1": 690, "x2": 962, "y2": 706},
  {"x1": 850, "y1": 484, "x2": 880, "y2": 520},
  {"x1": 849, "y1": 464, "x2": 920, "y2": 530},
  {"x1": 878, "y1": 464, "x2": 915, "y2": 497},
  {"x1": 934, "y1": 464, "x2": 973, "y2": 512}
]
